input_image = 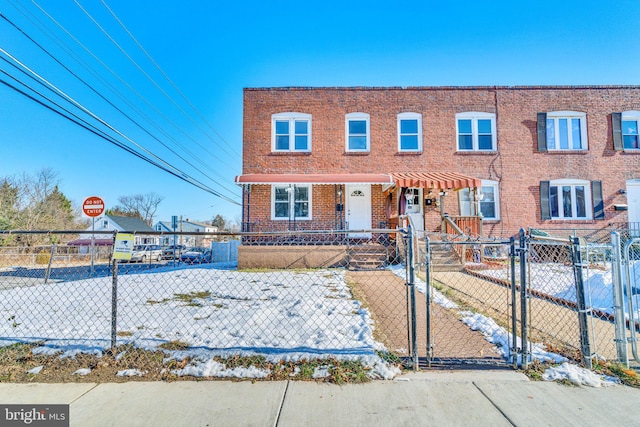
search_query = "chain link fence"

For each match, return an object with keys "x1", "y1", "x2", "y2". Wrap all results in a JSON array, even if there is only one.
[
  {"x1": 1, "y1": 227, "x2": 638, "y2": 382},
  {"x1": 0, "y1": 230, "x2": 414, "y2": 381}
]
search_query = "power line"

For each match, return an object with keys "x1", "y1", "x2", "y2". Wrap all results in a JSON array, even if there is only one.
[
  {"x1": 0, "y1": 49, "x2": 241, "y2": 205},
  {"x1": 0, "y1": 11, "x2": 240, "y2": 200},
  {"x1": 0, "y1": 70, "x2": 241, "y2": 205},
  {"x1": 25, "y1": 0, "x2": 240, "y2": 181},
  {"x1": 73, "y1": 0, "x2": 238, "y2": 160},
  {"x1": 100, "y1": 0, "x2": 240, "y2": 158}
]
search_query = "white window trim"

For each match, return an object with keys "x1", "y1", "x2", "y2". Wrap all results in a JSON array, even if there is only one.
[
  {"x1": 455, "y1": 112, "x2": 497, "y2": 152},
  {"x1": 397, "y1": 112, "x2": 422, "y2": 152},
  {"x1": 458, "y1": 180, "x2": 500, "y2": 220},
  {"x1": 546, "y1": 111, "x2": 588, "y2": 151},
  {"x1": 549, "y1": 178, "x2": 592, "y2": 220},
  {"x1": 621, "y1": 110, "x2": 640, "y2": 151},
  {"x1": 270, "y1": 184, "x2": 312, "y2": 221},
  {"x1": 271, "y1": 112, "x2": 312, "y2": 152},
  {"x1": 345, "y1": 112, "x2": 370, "y2": 152}
]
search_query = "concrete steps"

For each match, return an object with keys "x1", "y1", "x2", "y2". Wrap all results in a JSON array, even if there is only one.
[{"x1": 347, "y1": 243, "x2": 391, "y2": 270}]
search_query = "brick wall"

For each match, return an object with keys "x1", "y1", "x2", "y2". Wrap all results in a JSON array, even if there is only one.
[{"x1": 242, "y1": 86, "x2": 640, "y2": 237}]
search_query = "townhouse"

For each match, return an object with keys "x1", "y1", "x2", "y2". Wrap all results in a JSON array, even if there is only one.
[{"x1": 236, "y1": 86, "x2": 640, "y2": 241}]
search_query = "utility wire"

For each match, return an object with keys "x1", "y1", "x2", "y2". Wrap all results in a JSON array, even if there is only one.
[
  {"x1": 6, "y1": 2, "x2": 235, "y2": 192},
  {"x1": 0, "y1": 72, "x2": 234, "y2": 201},
  {"x1": 100, "y1": 0, "x2": 240, "y2": 157},
  {"x1": 73, "y1": 0, "x2": 237, "y2": 160},
  {"x1": 0, "y1": 49, "x2": 241, "y2": 205},
  {"x1": 0, "y1": 11, "x2": 240, "y2": 200},
  {"x1": 27, "y1": 0, "x2": 239, "y2": 178}
]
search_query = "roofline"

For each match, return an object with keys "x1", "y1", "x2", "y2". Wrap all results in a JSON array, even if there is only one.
[{"x1": 244, "y1": 85, "x2": 640, "y2": 92}]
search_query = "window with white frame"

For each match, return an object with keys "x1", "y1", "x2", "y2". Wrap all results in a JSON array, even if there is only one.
[
  {"x1": 272, "y1": 113, "x2": 311, "y2": 152},
  {"x1": 346, "y1": 112, "x2": 370, "y2": 152},
  {"x1": 458, "y1": 180, "x2": 500, "y2": 220},
  {"x1": 537, "y1": 111, "x2": 587, "y2": 151},
  {"x1": 456, "y1": 112, "x2": 496, "y2": 152},
  {"x1": 622, "y1": 111, "x2": 640, "y2": 150},
  {"x1": 272, "y1": 184, "x2": 311, "y2": 220},
  {"x1": 398, "y1": 113, "x2": 422, "y2": 152},
  {"x1": 541, "y1": 179, "x2": 596, "y2": 220}
]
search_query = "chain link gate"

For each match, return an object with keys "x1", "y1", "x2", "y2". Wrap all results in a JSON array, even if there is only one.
[
  {"x1": 616, "y1": 235, "x2": 640, "y2": 367},
  {"x1": 418, "y1": 234, "x2": 518, "y2": 368}
]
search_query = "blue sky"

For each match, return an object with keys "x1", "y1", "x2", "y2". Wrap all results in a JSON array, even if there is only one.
[{"x1": 1, "y1": 0, "x2": 639, "y2": 226}]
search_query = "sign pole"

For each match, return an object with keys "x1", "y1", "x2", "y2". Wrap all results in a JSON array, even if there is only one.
[
  {"x1": 82, "y1": 196, "x2": 106, "y2": 277},
  {"x1": 91, "y1": 217, "x2": 95, "y2": 277}
]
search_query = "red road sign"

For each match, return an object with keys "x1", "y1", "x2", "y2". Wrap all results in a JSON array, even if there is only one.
[{"x1": 83, "y1": 196, "x2": 105, "y2": 217}]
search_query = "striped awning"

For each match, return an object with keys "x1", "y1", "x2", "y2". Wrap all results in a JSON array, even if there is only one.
[
  {"x1": 235, "y1": 173, "x2": 394, "y2": 185},
  {"x1": 391, "y1": 172, "x2": 481, "y2": 190}
]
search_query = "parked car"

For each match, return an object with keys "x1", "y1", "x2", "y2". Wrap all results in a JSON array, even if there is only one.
[
  {"x1": 129, "y1": 244, "x2": 163, "y2": 262},
  {"x1": 161, "y1": 244, "x2": 187, "y2": 260},
  {"x1": 180, "y1": 247, "x2": 213, "y2": 264}
]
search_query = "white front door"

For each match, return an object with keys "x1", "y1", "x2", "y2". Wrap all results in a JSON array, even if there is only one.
[
  {"x1": 404, "y1": 188, "x2": 424, "y2": 232},
  {"x1": 346, "y1": 184, "x2": 372, "y2": 238},
  {"x1": 627, "y1": 180, "x2": 640, "y2": 234}
]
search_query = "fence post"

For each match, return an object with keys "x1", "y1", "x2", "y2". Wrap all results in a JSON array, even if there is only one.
[
  {"x1": 571, "y1": 236, "x2": 593, "y2": 369},
  {"x1": 406, "y1": 226, "x2": 418, "y2": 369},
  {"x1": 610, "y1": 231, "x2": 628, "y2": 366},
  {"x1": 509, "y1": 236, "x2": 518, "y2": 369},
  {"x1": 111, "y1": 258, "x2": 118, "y2": 350},
  {"x1": 425, "y1": 235, "x2": 432, "y2": 367},
  {"x1": 519, "y1": 229, "x2": 529, "y2": 369}
]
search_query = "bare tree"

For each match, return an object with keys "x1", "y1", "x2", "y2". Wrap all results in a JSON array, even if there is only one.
[
  {"x1": 114, "y1": 193, "x2": 164, "y2": 225},
  {"x1": 0, "y1": 168, "x2": 81, "y2": 244}
]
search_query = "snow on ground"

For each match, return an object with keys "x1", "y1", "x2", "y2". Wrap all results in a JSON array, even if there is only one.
[
  {"x1": 388, "y1": 265, "x2": 567, "y2": 366},
  {"x1": 0, "y1": 266, "x2": 401, "y2": 380},
  {"x1": 389, "y1": 264, "x2": 626, "y2": 387},
  {"x1": 542, "y1": 362, "x2": 619, "y2": 387},
  {"x1": 479, "y1": 261, "x2": 640, "y2": 320}
]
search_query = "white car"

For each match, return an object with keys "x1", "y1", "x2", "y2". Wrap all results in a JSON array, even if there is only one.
[{"x1": 129, "y1": 244, "x2": 163, "y2": 262}]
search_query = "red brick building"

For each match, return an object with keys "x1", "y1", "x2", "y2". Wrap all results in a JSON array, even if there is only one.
[{"x1": 236, "y1": 86, "x2": 640, "y2": 239}]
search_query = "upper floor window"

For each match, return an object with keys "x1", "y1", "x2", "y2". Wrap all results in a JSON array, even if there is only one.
[
  {"x1": 272, "y1": 113, "x2": 311, "y2": 152},
  {"x1": 540, "y1": 179, "x2": 604, "y2": 221},
  {"x1": 458, "y1": 180, "x2": 500, "y2": 220},
  {"x1": 537, "y1": 111, "x2": 587, "y2": 151},
  {"x1": 397, "y1": 113, "x2": 422, "y2": 152},
  {"x1": 272, "y1": 184, "x2": 311, "y2": 220},
  {"x1": 456, "y1": 112, "x2": 496, "y2": 152},
  {"x1": 346, "y1": 112, "x2": 370, "y2": 152},
  {"x1": 613, "y1": 111, "x2": 640, "y2": 151}
]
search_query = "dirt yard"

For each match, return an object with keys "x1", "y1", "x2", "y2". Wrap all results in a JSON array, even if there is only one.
[{"x1": 346, "y1": 270, "x2": 503, "y2": 363}]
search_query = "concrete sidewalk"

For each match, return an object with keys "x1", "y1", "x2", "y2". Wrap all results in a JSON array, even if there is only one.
[{"x1": 1, "y1": 370, "x2": 639, "y2": 426}]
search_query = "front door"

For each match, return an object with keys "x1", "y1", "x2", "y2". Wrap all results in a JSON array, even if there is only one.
[
  {"x1": 627, "y1": 180, "x2": 640, "y2": 235},
  {"x1": 346, "y1": 184, "x2": 372, "y2": 238},
  {"x1": 405, "y1": 187, "x2": 424, "y2": 232}
]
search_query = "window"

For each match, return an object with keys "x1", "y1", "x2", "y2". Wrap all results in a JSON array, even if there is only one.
[
  {"x1": 346, "y1": 113, "x2": 370, "y2": 152},
  {"x1": 456, "y1": 112, "x2": 496, "y2": 151},
  {"x1": 537, "y1": 111, "x2": 587, "y2": 151},
  {"x1": 397, "y1": 113, "x2": 422, "y2": 152},
  {"x1": 613, "y1": 111, "x2": 640, "y2": 150},
  {"x1": 458, "y1": 180, "x2": 500, "y2": 220},
  {"x1": 540, "y1": 179, "x2": 604, "y2": 220},
  {"x1": 272, "y1": 185, "x2": 311, "y2": 220},
  {"x1": 272, "y1": 113, "x2": 311, "y2": 152}
]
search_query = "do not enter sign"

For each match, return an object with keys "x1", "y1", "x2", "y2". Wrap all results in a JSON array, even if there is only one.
[{"x1": 83, "y1": 196, "x2": 105, "y2": 218}]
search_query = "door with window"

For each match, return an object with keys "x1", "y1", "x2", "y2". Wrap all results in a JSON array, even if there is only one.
[
  {"x1": 346, "y1": 184, "x2": 371, "y2": 238},
  {"x1": 628, "y1": 180, "x2": 640, "y2": 234},
  {"x1": 404, "y1": 188, "x2": 424, "y2": 232}
]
